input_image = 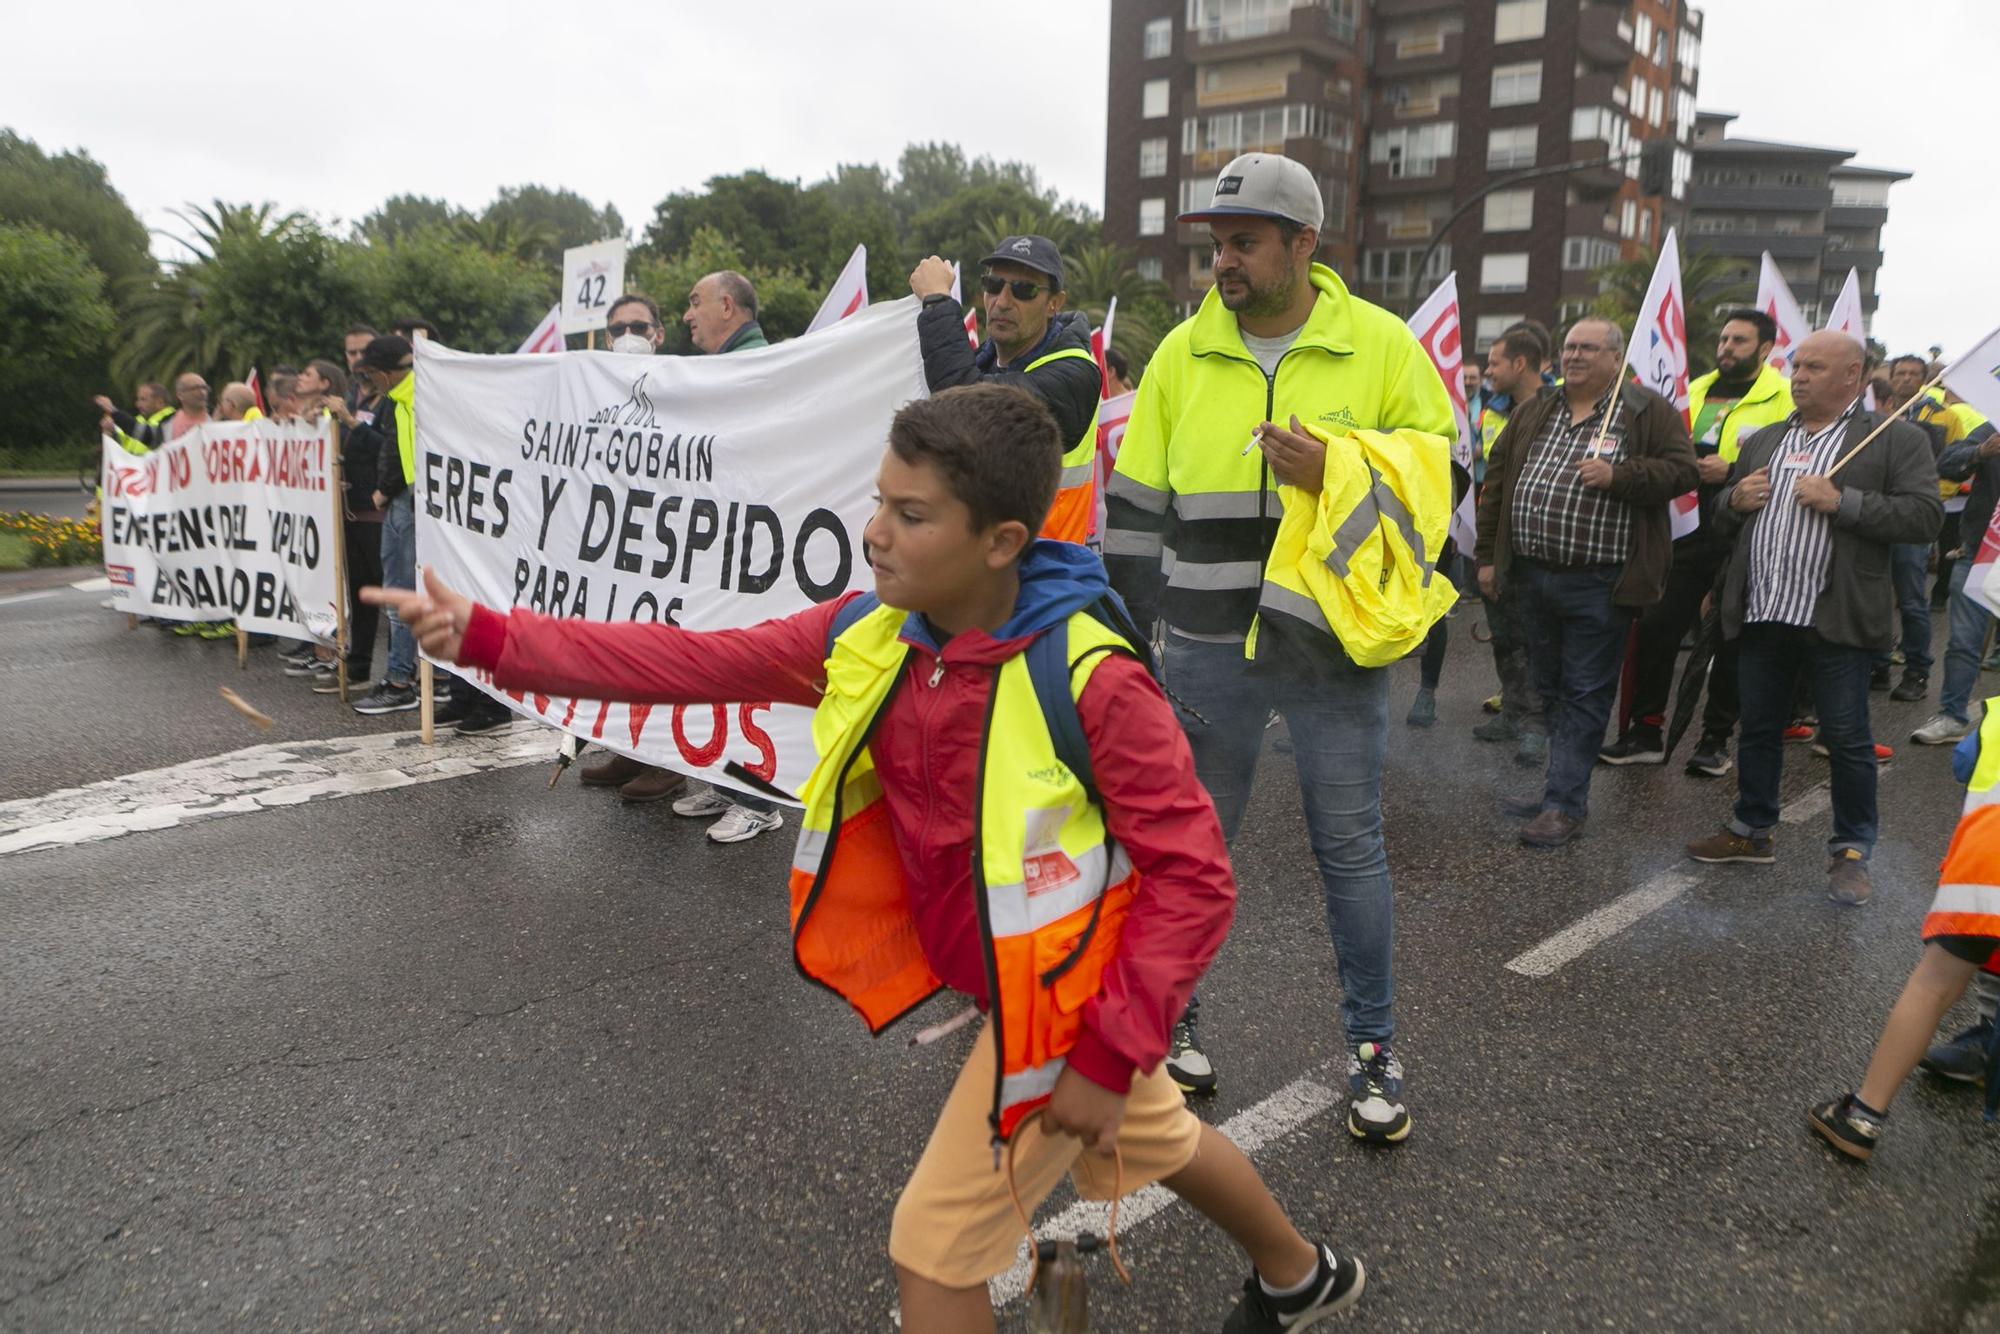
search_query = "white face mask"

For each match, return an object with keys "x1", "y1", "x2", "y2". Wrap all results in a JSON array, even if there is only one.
[{"x1": 610, "y1": 333, "x2": 655, "y2": 356}]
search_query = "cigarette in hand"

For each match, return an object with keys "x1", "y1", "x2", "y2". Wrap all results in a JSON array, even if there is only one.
[{"x1": 1240, "y1": 429, "x2": 1264, "y2": 457}]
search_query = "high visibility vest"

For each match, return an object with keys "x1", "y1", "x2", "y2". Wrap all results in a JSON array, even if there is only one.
[
  {"x1": 1479, "y1": 402, "x2": 1507, "y2": 460},
  {"x1": 1248, "y1": 424, "x2": 1456, "y2": 669},
  {"x1": 387, "y1": 370, "x2": 416, "y2": 483},
  {"x1": 788, "y1": 601, "x2": 1139, "y2": 1144},
  {"x1": 1927, "y1": 702, "x2": 2000, "y2": 949},
  {"x1": 114, "y1": 406, "x2": 174, "y2": 457},
  {"x1": 1025, "y1": 345, "x2": 1100, "y2": 544},
  {"x1": 1687, "y1": 363, "x2": 1794, "y2": 464}
]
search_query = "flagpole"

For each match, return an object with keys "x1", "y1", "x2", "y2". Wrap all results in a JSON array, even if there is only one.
[
  {"x1": 328, "y1": 420, "x2": 351, "y2": 704},
  {"x1": 1587, "y1": 373, "x2": 1631, "y2": 457},
  {"x1": 1825, "y1": 367, "x2": 1948, "y2": 478}
]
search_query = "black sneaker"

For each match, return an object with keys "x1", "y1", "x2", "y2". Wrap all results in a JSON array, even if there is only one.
[
  {"x1": 1919, "y1": 1017, "x2": 1994, "y2": 1083},
  {"x1": 279, "y1": 644, "x2": 318, "y2": 667},
  {"x1": 454, "y1": 707, "x2": 514, "y2": 736},
  {"x1": 433, "y1": 696, "x2": 473, "y2": 727},
  {"x1": 1868, "y1": 664, "x2": 1892, "y2": 692},
  {"x1": 1347, "y1": 1042, "x2": 1410, "y2": 1144},
  {"x1": 1599, "y1": 729, "x2": 1665, "y2": 765},
  {"x1": 1165, "y1": 1018, "x2": 1217, "y2": 1096},
  {"x1": 352, "y1": 682, "x2": 418, "y2": 715},
  {"x1": 1889, "y1": 671, "x2": 1929, "y2": 703},
  {"x1": 311, "y1": 670, "x2": 369, "y2": 696},
  {"x1": 282, "y1": 656, "x2": 327, "y2": 678},
  {"x1": 1808, "y1": 1093, "x2": 1884, "y2": 1162},
  {"x1": 1685, "y1": 733, "x2": 1732, "y2": 777},
  {"x1": 1220, "y1": 1243, "x2": 1365, "y2": 1332}
]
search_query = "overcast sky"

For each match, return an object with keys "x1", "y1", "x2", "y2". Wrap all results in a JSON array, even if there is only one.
[{"x1": 5, "y1": 0, "x2": 1992, "y2": 356}]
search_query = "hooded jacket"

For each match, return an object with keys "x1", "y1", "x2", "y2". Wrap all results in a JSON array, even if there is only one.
[{"x1": 455, "y1": 542, "x2": 1235, "y2": 1092}]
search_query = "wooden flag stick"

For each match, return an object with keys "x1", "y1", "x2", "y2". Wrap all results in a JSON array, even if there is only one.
[
  {"x1": 1587, "y1": 373, "x2": 1631, "y2": 457},
  {"x1": 420, "y1": 658, "x2": 435, "y2": 744},
  {"x1": 328, "y1": 421, "x2": 352, "y2": 704},
  {"x1": 1825, "y1": 367, "x2": 1948, "y2": 479},
  {"x1": 236, "y1": 625, "x2": 248, "y2": 670}
]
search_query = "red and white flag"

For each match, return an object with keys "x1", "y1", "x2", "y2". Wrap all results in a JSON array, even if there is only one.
[
  {"x1": 950, "y1": 264, "x2": 979, "y2": 348},
  {"x1": 805, "y1": 244, "x2": 870, "y2": 335},
  {"x1": 1755, "y1": 252, "x2": 1810, "y2": 377},
  {"x1": 1091, "y1": 388, "x2": 1137, "y2": 546},
  {"x1": 1825, "y1": 267, "x2": 1866, "y2": 343},
  {"x1": 245, "y1": 367, "x2": 264, "y2": 415},
  {"x1": 1405, "y1": 272, "x2": 1476, "y2": 554},
  {"x1": 1091, "y1": 297, "x2": 1119, "y2": 396},
  {"x1": 1626, "y1": 230, "x2": 1698, "y2": 539},
  {"x1": 516, "y1": 304, "x2": 564, "y2": 354}
]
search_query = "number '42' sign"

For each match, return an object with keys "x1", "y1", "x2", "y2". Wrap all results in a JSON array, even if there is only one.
[{"x1": 559, "y1": 238, "x2": 628, "y2": 336}]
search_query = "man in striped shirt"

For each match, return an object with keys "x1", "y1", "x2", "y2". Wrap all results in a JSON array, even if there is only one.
[{"x1": 1687, "y1": 332, "x2": 1943, "y2": 905}]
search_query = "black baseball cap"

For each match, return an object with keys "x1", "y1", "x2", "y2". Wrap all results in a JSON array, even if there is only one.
[
  {"x1": 357, "y1": 335, "x2": 414, "y2": 372},
  {"x1": 979, "y1": 235, "x2": 1064, "y2": 289}
]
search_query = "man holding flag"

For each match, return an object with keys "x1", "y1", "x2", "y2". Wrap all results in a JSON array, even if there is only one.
[{"x1": 1912, "y1": 332, "x2": 2000, "y2": 747}]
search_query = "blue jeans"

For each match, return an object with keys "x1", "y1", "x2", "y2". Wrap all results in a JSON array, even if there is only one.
[
  {"x1": 1877, "y1": 542, "x2": 1934, "y2": 675},
  {"x1": 1512, "y1": 560, "x2": 1633, "y2": 820},
  {"x1": 1731, "y1": 623, "x2": 1877, "y2": 856},
  {"x1": 1164, "y1": 633, "x2": 1394, "y2": 1047},
  {"x1": 380, "y1": 492, "x2": 417, "y2": 685},
  {"x1": 1939, "y1": 559, "x2": 1995, "y2": 723}
]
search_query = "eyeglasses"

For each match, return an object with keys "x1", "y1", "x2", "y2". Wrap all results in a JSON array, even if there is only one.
[
  {"x1": 1563, "y1": 343, "x2": 1609, "y2": 356},
  {"x1": 607, "y1": 321, "x2": 655, "y2": 338},
  {"x1": 981, "y1": 276, "x2": 1052, "y2": 301}
]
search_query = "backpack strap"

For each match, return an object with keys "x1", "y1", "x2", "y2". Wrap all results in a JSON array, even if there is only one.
[
  {"x1": 1025, "y1": 620, "x2": 1100, "y2": 804},
  {"x1": 823, "y1": 591, "x2": 883, "y2": 658}
]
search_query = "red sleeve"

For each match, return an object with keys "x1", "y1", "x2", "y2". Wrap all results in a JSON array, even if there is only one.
[
  {"x1": 1064, "y1": 654, "x2": 1236, "y2": 1093},
  {"x1": 456, "y1": 594, "x2": 862, "y2": 710}
]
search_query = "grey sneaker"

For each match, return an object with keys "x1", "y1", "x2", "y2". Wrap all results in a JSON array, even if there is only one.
[
  {"x1": 672, "y1": 787, "x2": 736, "y2": 818},
  {"x1": 1827, "y1": 850, "x2": 1873, "y2": 905},
  {"x1": 706, "y1": 804, "x2": 783, "y2": 844},
  {"x1": 1513, "y1": 729, "x2": 1549, "y2": 768},
  {"x1": 1686, "y1": 733, "x2": 1732, "y2": 777},
  {"x1": 1472, "y1": 714, "x2": 1520, "y2": 743},
  {"x1": 1912, "y1": 713, "x2": 1974, "y2": 746},
  {"x1": 1165, "y1": 1018, "x2": 1217, "y2": 1096},
  {"x1": 1406, "y1": 687, "x2": 1437, "y2": 728}
]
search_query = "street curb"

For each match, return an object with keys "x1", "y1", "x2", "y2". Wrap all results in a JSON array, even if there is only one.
[{"x1": 0, "y1": 566, "x2": 97, "y2": 592}]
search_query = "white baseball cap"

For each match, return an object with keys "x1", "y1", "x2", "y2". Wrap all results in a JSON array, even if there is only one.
[{"x1": 1177, "y1": 153, "x2": 1323, "y2": 230}]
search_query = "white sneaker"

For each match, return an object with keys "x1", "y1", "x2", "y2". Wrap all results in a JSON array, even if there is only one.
[
  {"x1": 706, "y1": 805, "x2": 783, "y2": 843},
  {"x1": 1911, "y1": 713, "x2": 1974, "y2": 746},
  {"x1": 671, "y1": 787, "x2": 736, "y2": 818}
]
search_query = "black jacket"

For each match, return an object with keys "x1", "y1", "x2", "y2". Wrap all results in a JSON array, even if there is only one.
[
  {"x1": 1940, "y1": 418, "x2": 2000, "y2": 551},
  {"x1": 917, "y1": 301, "x2": 1101, "y2": 451},
  {"x1": 1712, "y1": 411, "x2": 1942, "y2": 650}
]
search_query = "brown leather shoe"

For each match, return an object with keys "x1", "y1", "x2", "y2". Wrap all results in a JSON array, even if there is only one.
[
  {"x1": 618, "y1": 766, "x2": 687, "y2": 804},
  {"x1": 580, "y1": 753, "x2": 651, "y2": 788},
  {"x1": 1684, "y1": 828, "x2": 1775, "y2": 864},
  {"x1": 1519, "y1": 808, "x2": 1584, "y2": 848}
]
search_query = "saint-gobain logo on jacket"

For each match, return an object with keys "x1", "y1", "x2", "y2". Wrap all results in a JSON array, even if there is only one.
[{"x1": 1214, "y1": 174, "x2": 1244, "y2": 196}]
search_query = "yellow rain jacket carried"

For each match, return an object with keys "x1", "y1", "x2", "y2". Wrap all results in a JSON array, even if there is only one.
[{"x1": 1249, "y1": 424, "x2": 1456, "y2": 670}]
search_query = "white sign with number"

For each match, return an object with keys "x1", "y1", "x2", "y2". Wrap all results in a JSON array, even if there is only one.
[{"x1": 559, "y1": 238, "x2": 627, "y2": 335}]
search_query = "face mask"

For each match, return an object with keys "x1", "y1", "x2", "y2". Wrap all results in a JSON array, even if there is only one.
[{"x1": 610, "y1": 333, "x2": 655, "y2": 356}]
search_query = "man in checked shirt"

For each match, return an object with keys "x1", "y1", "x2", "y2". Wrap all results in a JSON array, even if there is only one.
[
  {"x1": 1688, "y1": 331, "x2": 1941, "y2": 905},
  {"x1": 1476, "y1": 318, "x2": 1697, "y2": 848}
]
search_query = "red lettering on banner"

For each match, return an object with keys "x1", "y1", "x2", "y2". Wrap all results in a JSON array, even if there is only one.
[
  {"x1": 533, "y1": 693, "x2": 549, "y2": 714},
  {"x1": 738, "y1": 703, "x2": 777, "y2": 781},
  {"x1": 628, "y1": 703, "x2": 653, "y2": 747},
  {"x1": 672, "y1": 704, "x2": 727, "y2": 767},
  {"x1": 590, "y1": 700, "x2": 611, "y2": 739},
  {"x1": 560, "y1": 697, "x2": 579, "y2": 727}
]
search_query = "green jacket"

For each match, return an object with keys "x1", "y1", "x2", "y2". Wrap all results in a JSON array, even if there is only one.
[
  {"x1": 1104, "y1": 264, "x2": 1455, "y2": 637},
  {"x1": 719, "y1": 321, "x2": 769, "y2": 353}
]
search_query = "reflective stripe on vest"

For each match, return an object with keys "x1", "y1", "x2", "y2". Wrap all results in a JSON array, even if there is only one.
[
  {"x1": 1025, "y1": 346, "x2": 1101, "y2": 544},
  {"x1": 787, "y1": 601, "x2": 1139, "y2": 1143},
  {"x1": 1926, "y1": 703, "x2": 2000, "y2": 944}
]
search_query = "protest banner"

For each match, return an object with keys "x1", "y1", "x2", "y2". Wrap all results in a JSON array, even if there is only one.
[
  {"x1": 560, "y1": 238, "x2": 627, "y2": 338},
  {"x1": 1756, "y1": 252, "x2": 1810, "y2": 377},
  {"x1": 100, "y1": 418, "x2": 344, "y2": 642},
  {"x1": 1091, "y1": 388, "x2": 1135, "y2": 546},
  {"x1": 412, "y1": 296, "x2": 928, "y2": 800},
  {"x1": 1406, "y1": 272, "x2": 1475, "y2": 554}
]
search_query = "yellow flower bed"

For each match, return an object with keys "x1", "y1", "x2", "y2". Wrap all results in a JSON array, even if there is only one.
[{"x1": 0, "y1": 511, "x2": 104, "y2": 567}]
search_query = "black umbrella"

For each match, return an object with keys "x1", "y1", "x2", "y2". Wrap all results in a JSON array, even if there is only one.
[{"x1": 1663, "y1": 607, "x2": 1724, "y2": 761}]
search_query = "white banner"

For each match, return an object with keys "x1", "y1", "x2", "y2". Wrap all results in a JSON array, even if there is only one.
[
  {"x1": 1406, "y1": 272, "x2": 1475, "y2": 553},
  {"x1": 1942, "y1": 322, "x2": 2000, "y2": 424},
  {"x1": 100, "y1": 419, "x2": 343, "y2": 639},
  {"x1": 560, "y1": 238, "x2": 627, "y2": 336},
  {"x1": 1755, "y1": 252, "x2": 1810, "y2": 377},
  {"x1": 1091, "y1": 388, "x2": 1136, "y2": 546},
  {"x1": 412, "y1": 296, "x2": 928, "y2": 800}
]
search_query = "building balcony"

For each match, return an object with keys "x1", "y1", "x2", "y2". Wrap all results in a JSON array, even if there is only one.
[
  {"x1": 1374, "y1": 28, "x2": 1463, "y2": 74},
  {"x1": 1689, "y1": 184, "x2": 1834, "y2": 212},
  {"x1": 1827, "y1": 205, "x2": 1889, "y2": 229},
  {"x1": 1823, "y1": 248, "x2": 1884, "y2": 270},
  {"x1": 1686, "y1": 233, "x2": 1824, "y2": 261},
  {"x1": 1373, "y1": 0, "x2": 1459, "y2": 17},
  {"x1": 1578, "y1": 6, "x2": 1636, "y2": 66},
  {"x1": 1189, "y1": 3, "x2": 1359, "y2": 61}
]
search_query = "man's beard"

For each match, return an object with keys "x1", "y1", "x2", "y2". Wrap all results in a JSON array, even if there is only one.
[{"x1": 1220, "y1": 267, "x2": 1296, "y2": 319}]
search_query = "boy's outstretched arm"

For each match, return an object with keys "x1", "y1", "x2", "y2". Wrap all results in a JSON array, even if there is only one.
[{"x1": 363, "y1": 571, "x2": 854, "y2": 709}]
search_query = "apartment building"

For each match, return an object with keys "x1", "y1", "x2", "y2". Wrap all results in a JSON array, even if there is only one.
[{"x1": 1103, "y1": 0, "x2": 1702, "y2": 349}]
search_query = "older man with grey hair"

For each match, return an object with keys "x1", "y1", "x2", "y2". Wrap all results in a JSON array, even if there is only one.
[
  {"x1": 1477, "y1": 317, "x2": 1698, "y2": 848},
  {"x1": 1686, "y1": 330, "x2": 1942, "y2": 904},
  {"x1": 682, "y1": 270, "x2": 767, "y2": 355}
]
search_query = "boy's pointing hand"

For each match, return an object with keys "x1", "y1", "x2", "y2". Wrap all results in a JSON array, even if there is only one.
[{"x1": 361, "y1": 569, "x2": 474, "y2": 663}]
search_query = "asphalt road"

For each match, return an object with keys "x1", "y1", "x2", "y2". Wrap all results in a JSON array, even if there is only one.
[
  {"x1": 0, "y1": 483, "x2": 94, "y2": 522},
  {"x1": 3, "y1": 581, "x2": 1996, "y2": 1331}
]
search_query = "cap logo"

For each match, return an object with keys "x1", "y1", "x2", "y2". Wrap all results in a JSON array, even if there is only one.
[
  {"x1": 1215, "y1": 175, "x2": 1244, "y2": 196},
  {"x1": 1011, "y1": 238, "x2": 1033, "y2": 253}
]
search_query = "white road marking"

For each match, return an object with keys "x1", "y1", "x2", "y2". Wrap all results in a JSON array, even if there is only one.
[
  {"x1": 0, "y1": 725, "x2": 548, "y2": 857},
  {"x1": 0, "y1": 591, "x2": 57, "y2": 607},
  {"x1": 1505, "y1": 777, "x2": 1840, "y2": 978},
  {"x1": 70, "y1": 575, "x2": 111, "y2": 591}
]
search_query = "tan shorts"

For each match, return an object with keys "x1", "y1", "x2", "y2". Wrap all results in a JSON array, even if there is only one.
[{"x1": 888, "y1": 1021, "x2": 1204, "y2": 1288}]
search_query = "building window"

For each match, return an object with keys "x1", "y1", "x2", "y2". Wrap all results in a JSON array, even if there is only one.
[
  {"x1": 1142, "y1": 78, "x2": 1170, "y2": 119},
  {"x1": 1493, "y1": 0, "x2": 1546, "y2": 42},
  {"x1": 1183, "y1": 102, "x2": 1351, "y2": 170},
  {"x1": 1481, "y1": 253, "x2": 1530, "y2": 293},
  {"x1": 1638, "y1": 207, "x2": 1652, "y2": 242},
  {"x1": 1562, "y1": 236, "x2": 1619, "y2": 271},
  {"x1": 1633, "y1": 12, "x2": 1654, "y2": 59},
  {"x1": 1556, "y1": 298, "x2": 1593, "y2": 326},
  {"x1": 1570, "y1": 106, "x2": 1630, "y2": 158},
  {"x1": 1139, "y1": 138, "x2": 1168, "y2": 178},
  {"x1": 1137, "y1": 256, "x2": 1164, "y2": 282},
  {"x1": 1620, "y1": 199, "x2": 1638, "y2": 238},
  {"x1": 1361, "y1": 245, "x2": 1451, "y2": 300},
  {"x1": 1647, "y1": 86, "x2": 1665, "y2": 128},
  {"x1": 1139, "y1": 198, "x2": 1166, "y2": 236},
  {"x1": 1474, "y1": 313, "x2": 1525, "y2": 352},
  {"x1": 1487, "y1": 126, "x2": 1538, "y2": 170},
  {"x1": 1484, "y1": 188, "x2": 1534, "y2": 231},
  {"x1": 1369, "y1": 122, "x2": 1456, "y2": 179},
  {"x1": 1491, "y1": 61, "x2": 1542, "y2": 108},
  {"x1": 1143, "y1": 17, "x2": 1172, "y2": 58}
]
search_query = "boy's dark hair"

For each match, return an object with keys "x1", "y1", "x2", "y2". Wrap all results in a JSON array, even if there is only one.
[
  {"x1": 1492, "y1": 329, "x2": 1542, "y2": 365},
  {"x1": 608, "y1": 292, "x2": 662, "y2": 327},
  {"x1": 888, "y1": 384, "x2": 1061, "y2": 534},
  {"x1": 1720, "y1": 307, "x2": 1777, "y2": 347}
]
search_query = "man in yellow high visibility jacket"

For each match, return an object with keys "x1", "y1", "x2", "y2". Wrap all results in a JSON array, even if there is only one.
[
  {"x1": 96, "y1": 382, "x2": 176, "y2": 454},
  {"x1": 1105, "y1": 152, "x2": 1455, "y2": 1145}
]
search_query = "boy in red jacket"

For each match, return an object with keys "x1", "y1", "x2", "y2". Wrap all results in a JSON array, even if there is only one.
[{"x1": 366, "y1": 385, "x2": 1363, "y2": 1331}]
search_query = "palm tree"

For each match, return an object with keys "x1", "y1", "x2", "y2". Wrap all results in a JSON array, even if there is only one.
[
  {"x1": 112, "y1": 200, "x2": 304, "y2": 384},
  {"x1": 453, "y1": 214, "x2": 561, "y2": 265},
  {"x1": 1061, "y1": 241, "x2": 1172, "y2": 366}
]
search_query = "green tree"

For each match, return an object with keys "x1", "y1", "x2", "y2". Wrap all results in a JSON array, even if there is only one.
[
  {"x1": 482, "y1": 185, "x2": 622, "y2": 265},
  {"x1": 1061, "y1": 241, "x2": 1172, "y2": 369},
  {"x1": 1590, "y1": 242, "x2": 1752, "y2": 377},
  {"x1": 359, "y1": 194, "x2": 465, "y2": 246},
  {"x1": 352, "y1": 226, "x2": 554, "y2": 352},
  {"x1": 0, "y1": 224, "x2": 117, "y2": 453},
  {"x1": 452, "y1": 213, "x2": 561, "y2": 266},
  {"x1": 0, "y1": 131, "x2": 156, "y2": 299},
  {"x1": 628, "y1": 227, "x2": 819, "y2": 352}
]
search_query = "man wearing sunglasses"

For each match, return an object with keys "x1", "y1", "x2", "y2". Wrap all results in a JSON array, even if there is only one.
[
  {"x1": 909, "y1": 236, "x2": 1102, "y2": 542},
  {"x1": 604, "y1": 293, "x2": 666, "y2": 355}
]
